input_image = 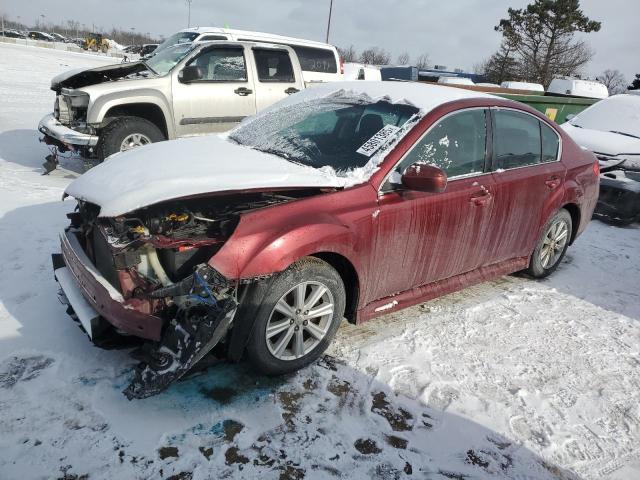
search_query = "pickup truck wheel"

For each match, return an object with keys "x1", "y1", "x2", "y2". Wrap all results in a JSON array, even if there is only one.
[
  {"x1": 97, "y1": 116, "x2": 165, "y2": 160},
  {"x1": 245, "y1": 257, "x2": 345, "y2": 375},
  {"x1": 526, "y1": 208, "x2": 572, "y2": 278}
]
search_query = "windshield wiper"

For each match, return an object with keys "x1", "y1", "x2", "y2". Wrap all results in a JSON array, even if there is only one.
[
  {"x1": 142, "y1": 61, "x2": 157, "y2": 75},
  {"x1": 609, "y1": 130, "x2": 640, "y2": 140}
]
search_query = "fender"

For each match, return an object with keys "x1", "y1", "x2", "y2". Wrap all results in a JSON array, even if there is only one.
[
  {"x1": 210, "y1": 212, "x2": 362, "y2": 280},
  {"x1": 87, "y1": 90, "x2": 176, "y2": 138}
]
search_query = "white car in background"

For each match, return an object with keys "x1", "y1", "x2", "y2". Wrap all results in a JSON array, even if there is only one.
[
  {"x1": 153, "y1": 27, "x2": 343, "y2": 83},
  {"x1": 561, "y1": 94, "x2": 640, "y2": 224}
]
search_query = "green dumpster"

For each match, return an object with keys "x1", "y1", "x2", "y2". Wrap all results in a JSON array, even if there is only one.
[{"x1": 495, "y1": 93, "x2": 598, "y2": 124}]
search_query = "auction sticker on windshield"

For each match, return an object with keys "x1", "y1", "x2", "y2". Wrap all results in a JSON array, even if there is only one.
[{"x1": 356, "y1": 124, "x2": 400, "y2": 157}]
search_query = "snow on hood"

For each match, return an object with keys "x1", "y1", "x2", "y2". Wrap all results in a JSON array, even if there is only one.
[
  {"x1": 562, "y1": 94, "x2": 640, "y2": 148},
  {"x1": 561, "y1": 123, "x2": 640, "y2": 156},
  {"x1": 65, "y1": 135, "x2": 348, "y2": 217}
]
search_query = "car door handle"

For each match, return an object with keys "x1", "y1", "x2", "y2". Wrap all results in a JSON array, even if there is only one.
[
  {"x1": 284, "y1": 87, "x2": 300, "y2": 95},
  {"x1": 545, "y1": 176, "x2": 561, "y2": 190},
  {"x1": 234, "y1": 87, "x2": 253, "y2": 96},
  {"x1": 470, "y1": 187, "x2": 492, "y2": 206}
]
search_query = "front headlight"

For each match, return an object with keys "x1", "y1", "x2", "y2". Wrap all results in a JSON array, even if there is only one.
[{"x1": 61, "y1": 88, "x2": 90, "y2": 108}]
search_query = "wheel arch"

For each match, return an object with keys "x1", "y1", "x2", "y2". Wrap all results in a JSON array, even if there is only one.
[
  {"x1": 561, "y1": 203, "x2": 581, "y2": 245},
  {"x1": 311, "y1": 252, "x2": 359, "y2": 325},
  {"x1": 101, "y1": 102, "x2": 169, "y2": 139}
]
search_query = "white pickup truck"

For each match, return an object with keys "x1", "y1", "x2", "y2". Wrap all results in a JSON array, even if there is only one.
[{"x1": 38, "y1": 40, "x2": 319, "y2": 164}]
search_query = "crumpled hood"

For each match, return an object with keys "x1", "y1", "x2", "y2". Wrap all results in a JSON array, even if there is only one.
[
  {"x1": 561, "y1": 122, "x2": 640, "y2": 156},
  {"x1": 51, "y1": 62, "x2": 147, "y2": 92},
  {"x1": 65, "y1": 135, "x2": 347, "y2": 217}
]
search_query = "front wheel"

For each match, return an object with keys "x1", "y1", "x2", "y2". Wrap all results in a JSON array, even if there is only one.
[
  {"x1": 245, "y1": 257, "x2": 345, "y2": 375},
  {"x1": 96, "y1": 116, "x2": 165, "y2": 160},
  {"x1": 526, "y1": 208, "x2": 572, "y2": 278}
]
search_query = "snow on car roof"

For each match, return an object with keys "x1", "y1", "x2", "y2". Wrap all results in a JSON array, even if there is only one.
[{"x1": 259, "y1": 81, "x2": 496, "y2": 115}]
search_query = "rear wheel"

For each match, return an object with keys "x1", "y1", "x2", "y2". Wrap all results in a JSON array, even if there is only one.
[
  {"x1": 526, "y1": 208, "x2": 572, "y2": 278},
  {"x1": 96, "y1": 116, "x2": 165, "y2": 160},
  {"x1": 245, "y1": 257, "x2": 345, "y2": 375}
]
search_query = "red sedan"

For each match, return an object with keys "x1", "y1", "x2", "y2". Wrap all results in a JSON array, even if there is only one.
[{"x1": 53, "y1": 82, "x2": 599, "y2": 398}]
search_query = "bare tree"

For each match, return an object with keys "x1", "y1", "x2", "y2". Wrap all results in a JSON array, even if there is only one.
[
  {"x1": 337, "y1": 45, "x2": 358, "y2": 63},
  {"x1": 396, "y1": 51, "x2": 410, "y2": 65},
  {"x1": 597, "y1": 69, "x2": 627, "y2": 95},
  {"x1": 495, "y1": 0, "x2": 601, "y2": 86},
  {"x1": 359, "y1": 47, "x2": 391, "y2": 65},
  {"x1": 415, "y1": 53, "x2": 430, "y2": 69}
]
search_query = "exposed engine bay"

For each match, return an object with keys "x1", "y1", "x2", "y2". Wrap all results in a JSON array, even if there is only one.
[{"x1": 61, "y1": 190, "x2": 318, "y2": 399}]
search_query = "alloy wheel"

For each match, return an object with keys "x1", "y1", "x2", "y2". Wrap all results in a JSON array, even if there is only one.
[
  {"x1": 120, "y1": 133, "x2": 152, "y2": 151},
  {"x1": 265, "y1": 281, "x2": 334, "y2": 361},
  {"x1": 540, "y1": 219, "x2": 569, "y2": 269}
]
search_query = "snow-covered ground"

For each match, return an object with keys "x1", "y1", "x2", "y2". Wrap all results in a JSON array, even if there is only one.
[{"x1": 1, "y1": 43, "x2": 639, "y2": 480}]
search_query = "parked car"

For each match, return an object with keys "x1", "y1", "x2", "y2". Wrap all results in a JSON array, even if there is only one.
[
  {"x1": 438, "y1": 76, "x2": 475, "y2": 86},
  {"x1": 153, "y1": 27, "x2": 343, "y2": 83},
  {"x1": 49, "y1": 32, "x2": 69, "y2": 43},
  {"x1": 139, "y1": 43, "x2": 158, "y2": 57},
  {"x1": 561, "y1": 94, "x2": 640, "y2": 224},
  {"x1": 1, "y1": 29, "x2": 26, "y2": 39},
  {"x1": 27, "y1": 31, "x2": 55, "y2": 41},
  {"x1": 51, "y1": 82, "x2": 599, "y2": 398},
  {"x1": 39, "y1": 41, "x2": 308, "y2": 166}
]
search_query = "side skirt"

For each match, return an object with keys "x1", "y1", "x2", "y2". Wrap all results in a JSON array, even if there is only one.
[{"x1": 357, "y1": 257, "x2": 529, "y2": 323}]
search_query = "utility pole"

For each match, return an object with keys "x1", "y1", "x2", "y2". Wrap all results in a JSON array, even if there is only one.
[
  {"x1": 186, "y1": 0, "x2": 193, "y2": 28},
  {"x1": 325, "y1": 0, "x2": 333, "y2": 43}
]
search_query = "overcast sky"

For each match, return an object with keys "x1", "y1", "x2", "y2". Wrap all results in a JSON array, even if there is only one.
[{"x1": 3, "y1": 0, "x2": 636, "y2": 81}]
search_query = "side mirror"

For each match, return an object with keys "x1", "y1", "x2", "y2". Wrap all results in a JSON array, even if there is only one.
[
  {"x1": 565, "y1": 113, "x2": 576, "y2": 121},
  {"x1": 179, "y1": 65, "x2": 205, "y2": 83},
  {"x1": 401, "y1": 163, "x2": 447, "y2": 193}
]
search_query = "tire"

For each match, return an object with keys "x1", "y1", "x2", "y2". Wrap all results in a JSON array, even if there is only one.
[
  {"x1": 526, "y1": 208, "x2": 572, "y2": 278},
  {"x1": 245, "y1": 257, "x2": 345, "y2": 375},
  {"x1": 96, "y1": 116, "x2": 165, "y2": 160}
]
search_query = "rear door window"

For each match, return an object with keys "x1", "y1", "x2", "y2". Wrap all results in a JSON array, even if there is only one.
[
  {"x1": 188, "y1": 47, "x2": 247, "y2": 81},
  {"x1": 398, "y1": 109, "x2": 488, "y2": 178},
  {"x1": 493, "y1": 110, "x2": 542, "y2": 169},
  {"x1": 253, "y1": 49, "x2": 295, "y2": 82},
  {"x1": 541, "y1": 122, "x2": 560, "y2": 163}
]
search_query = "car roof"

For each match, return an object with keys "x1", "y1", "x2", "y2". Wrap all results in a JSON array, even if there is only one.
[
  {"x1": 178, "y1": 26, "x2": 335, "y2": 50},
  {"x1": 265, "y1": 81, "x2": 497, "y2": 114}
]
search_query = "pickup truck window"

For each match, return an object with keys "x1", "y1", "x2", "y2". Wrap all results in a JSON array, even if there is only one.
[
  {"x1": 188, "y1": 47, "x2": 247, "y2": 81},
  {"x1": 253, "y1": 49, "x2": 295, "y2": 83}
]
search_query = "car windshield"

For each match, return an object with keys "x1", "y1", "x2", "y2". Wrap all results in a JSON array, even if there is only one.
[
  {"x1": 154, "y1": 31, "x2": 199, "y2": 55},
  {"x1": 144, "y1": 43, "x2": 195, "y2": 75},
  {"x1": 229, "y1": 92, "x2": 419, "y2": 173}
]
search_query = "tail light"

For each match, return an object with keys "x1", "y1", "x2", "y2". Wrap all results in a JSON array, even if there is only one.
[
  {"x1": 340, "y1": 57, "x2": 344, "y2": 75},
  {"x1": 593, "y1": 159, "x2": 600, "y2": 176}
]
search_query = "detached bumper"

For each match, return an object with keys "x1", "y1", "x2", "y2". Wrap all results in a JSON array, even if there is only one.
[
  {"x1": 38, "y1": 113, "x2": 98, "y2": 147},
  {"x1": 54, "y1": 230, "x2": 164, "y2": 341}
]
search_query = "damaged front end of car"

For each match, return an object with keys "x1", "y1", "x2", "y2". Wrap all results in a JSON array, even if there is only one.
[
  {"x1": 596, "y1": 155, "x2": 640, "y2": 225},
  {"x1": 53, "y1": 192, "x2": 302, "y2": 399}
]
